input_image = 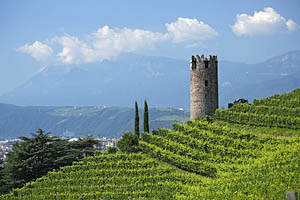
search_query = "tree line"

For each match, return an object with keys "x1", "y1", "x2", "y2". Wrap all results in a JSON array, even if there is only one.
[
  {"x1": 0, "y1": 129, "x2": 98, "y2": 194},
  {"x1": 0, "y1": 100, "x2": 150, "y2": 194}
]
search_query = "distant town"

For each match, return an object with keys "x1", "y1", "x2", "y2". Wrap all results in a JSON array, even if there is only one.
[{"x1": 0, "y1": 137, "x2": 119, "y2": 161}]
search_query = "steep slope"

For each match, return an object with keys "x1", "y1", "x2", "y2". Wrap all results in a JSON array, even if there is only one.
[
  {"x1": 0, "y1": 54, "x2": 189, "y2": 108},
  {"x1": 0, "y1": 103, "x2": 63, "y2": 140},
  {"x1": 1, "y1": 153, "x2": 205, "y2": 199},
  {"x1": 1, "y1": 89, "x2": 300, "y2": 199},
  {"x1": 141, "y1": 121, "x2": 300, "y2": 199},
  {"x1": 214, "y1": 88, "x2": 300, "y2": 132}
]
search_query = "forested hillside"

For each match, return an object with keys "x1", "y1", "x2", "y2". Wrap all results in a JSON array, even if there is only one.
[
  {"x1": 0, "y1": 104, "x2": 188, "y2": 140},
  {"x1": 1, "y1": 89, "x2": 300, "y2": 200}
]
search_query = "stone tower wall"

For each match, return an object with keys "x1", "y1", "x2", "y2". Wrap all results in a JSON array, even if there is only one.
[{"x1": 190, "y1": 55, "x2": 218, "y2": 120}]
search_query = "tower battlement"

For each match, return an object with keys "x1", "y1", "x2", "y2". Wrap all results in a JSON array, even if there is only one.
[
  {"x1": 190, "y1": 54, "x2": 218, "y2": 120},
  {"x1": 190, "y1": 55, "x2": 218, "y2": 70}
]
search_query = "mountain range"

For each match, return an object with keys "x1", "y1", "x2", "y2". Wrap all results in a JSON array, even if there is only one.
[
  {"x1": 1, "y1": 51, "x2": 300, "y2": 108},
  {"x1": 0, "y1": 103, "x2": 188, "y2": 140}
]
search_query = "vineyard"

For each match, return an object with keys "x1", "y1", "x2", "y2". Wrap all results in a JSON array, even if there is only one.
[
  {"x1": 1, "y1": 89, "x2": 300, "y2": 199},
  {"x1": 213, "y1": 88, "x2": 300, "y2": 129},
  {"x1": 0, "y1": 153, "x2": 207, "y2": 199}
]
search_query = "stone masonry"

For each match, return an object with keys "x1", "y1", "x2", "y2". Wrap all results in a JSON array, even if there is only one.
[{"x1": 190, "y1": 55, "x2": 218, "y2": 120}]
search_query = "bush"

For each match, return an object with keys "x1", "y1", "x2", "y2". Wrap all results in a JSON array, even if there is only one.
[
  {"x1": 117, "y1": 132, "x2": 140, "y2": 153},
  {"x1": 107, "y1": 146, "x2": 118, "y2": 154}
]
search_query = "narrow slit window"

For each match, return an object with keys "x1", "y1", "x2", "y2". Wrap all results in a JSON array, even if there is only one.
[
  {"x1": 205, "y1": 80, "x2": 208, "y2": 87},
  {"x1": 192, "y1": 60, "x2": 196, "y2": 70},
  {"x1": 204, "y1": 61, "x2": 209, "y2": 68}
]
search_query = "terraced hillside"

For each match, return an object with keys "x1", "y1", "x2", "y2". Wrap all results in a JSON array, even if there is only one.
[
  {"x1": 1, "y1": 153, "x2": 206, "y2": 199},
  {"x1": 141, "y1": 121, "x2": 300, "y2": 199},
  {"x1": 1, "y1": 89, "x2": 300, "y2": 199},
  {"x1": 213, "y1": 88, "x2": 300, "y2": 137}
]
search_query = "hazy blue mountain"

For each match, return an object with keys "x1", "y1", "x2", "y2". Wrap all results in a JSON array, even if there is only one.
[
  {"x1": 0, "y1": 51, "x2": 300, "y2": 108},
  {"x1": 0, "y1": 103, "x2": 189, "y2": 140},
  {"x1": 220, "y1": 50, "x2": 300, "y2": 106},
  {"x1": 0, "y1": 54, "x2": 189, "y2": 108}
]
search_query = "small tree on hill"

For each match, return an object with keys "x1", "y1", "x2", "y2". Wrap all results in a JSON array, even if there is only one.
[
  {"x1": 134, "y1": 101, "x2": 140, "y2": 137},
  {"x1": 143, "y1": 100, "x2": 149, "y2": 133},
  {"x1": 117, "y1": 132, "x2": 140, "y2": 153},
  {"x1": 107, "y1": 146, "x2": 118, "y2": 154},
  {"x1": 228, "y1": 98, "x2": 249, "y2": 108}
]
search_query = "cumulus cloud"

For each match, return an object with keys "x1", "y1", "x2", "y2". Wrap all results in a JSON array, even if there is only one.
[
  {"x1": 93, "y1": 26, "x2": 169, "y2": 52},
  {"x1": 286, "y1": 19, "x2": 298, "y2": 31},
  {"x1": 53, "y1": 35, "x2": 96, "y2": 64},
  {"x1": 232, "y1": 7, "x2": 299, "y2": 36},
  {"x1": 17, "y1": 41, "x2": 53, "y2": 62},
  {"x1": 166, "y1": 17, "x2": 218, "y2": 43},
  {"x1": 51, "y1": 27, "x2": 169, "y2": 65},
  {"x1": 18, "y1": 18, "x2": 218, "y2": 65}
]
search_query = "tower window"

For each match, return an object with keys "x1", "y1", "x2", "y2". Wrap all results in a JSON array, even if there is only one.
[
  {"x1": 204, "y1": 61, "x2": 209, "y2": 68},
  {"x1": 205, "y1": 80, "x2": 208, "y2": 87},
  {"x1": 192, "y1": 59, "x2": 196, "y2": 70}
]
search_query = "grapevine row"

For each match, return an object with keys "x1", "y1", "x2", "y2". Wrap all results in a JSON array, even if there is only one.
[
  {"x1": 253, "y1": 98, "x2": 300, "y2": 108},
  {"x1": 140, "y1": 141, "x2": 217, "y2": 177},
  {"x1": 213, "y1": 109, "x2": 300, "y2": 129},
  {"x1": 148, "y1": 130, "x2": 258, "y2": 160},
  {"x1": 230, "y1": 103, "x2": 300, "y2": 117}
]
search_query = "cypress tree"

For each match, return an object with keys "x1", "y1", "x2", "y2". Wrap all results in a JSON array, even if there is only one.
[
  {"x1": 144, "y1": 100, "x2": 149, "y2": 133},
  {"x1": 134, "y1": 101, "x2": 140, "y2": 137}
]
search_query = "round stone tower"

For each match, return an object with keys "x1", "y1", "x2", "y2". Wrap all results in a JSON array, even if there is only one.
[{"x1": 190, "y1": 55, "x2": 218, "y2": 120}]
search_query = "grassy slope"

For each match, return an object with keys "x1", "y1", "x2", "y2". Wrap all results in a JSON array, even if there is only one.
[
  {"x1": 212, "y1": 89, "x2": 300, "y2": 137},
  {"x1": 1, "y1": 89, "x2": 300, "y2": 200},
  {"x1": 213, "y1": 120, "x2": 300, "y2": 137}
]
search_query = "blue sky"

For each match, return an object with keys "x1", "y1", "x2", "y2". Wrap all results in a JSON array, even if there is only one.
[{"x1": 1, "y1": 0, "x2": 300, "y2": 94}]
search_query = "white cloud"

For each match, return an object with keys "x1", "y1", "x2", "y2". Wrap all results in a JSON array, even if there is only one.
[
  {"x1": 93, "y1": 26, "x2": 169, "y2": 52},
  {"x1": 286, "y1": 19, "x2": 298, "y2": 31},
  {"x1": 17, "y1": 41, "x2": 53, "y2": 62},
  {"x1": 18, "y1": 18, "x2": 218, "y2": 65},
  {"x1": 51, "y1": 26, "x2": 169, "y2": 65},
  {"x1": 166, "y1": 17, "x2": 218, "y2": 43},
  {"x1": 232, "y1": 7, "x2": 299, "y2": 36},
  {"x1": 53, "y1": 35, "x2": 96, "y2": 64}
]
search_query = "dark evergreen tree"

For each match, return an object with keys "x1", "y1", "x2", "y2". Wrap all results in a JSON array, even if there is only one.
[
  {"x1": 143, "y1": 100, "x2": 149, "y2": 133},
  {"x1": 117, "y1": 132, "x2": 139, "y2": 153},
  {"x1": 0, "y1": 159, "x2": 5, "y2": 193},
  {"x1": 134, "y1": 101, "x2": 140, "y2": 137},
  {"x1": 228, "y1": 98, "x2": 249, "y2": 108},
  {"x1": 4, "y1": 129, "x2": 60, "y2": 186},
  {"x1": 0, "y1": 129, "x2": 98, "y2": 194}
]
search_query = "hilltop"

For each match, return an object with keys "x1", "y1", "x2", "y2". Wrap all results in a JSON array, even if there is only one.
[
  {"x1": 1, "y1": 88, "x2": 299, "y2": 199},
  {"x1": 0, "y1": 104, "x2": 189, "y2": 140}
]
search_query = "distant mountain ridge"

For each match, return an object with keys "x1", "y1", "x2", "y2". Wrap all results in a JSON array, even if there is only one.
[
  {"x1": 0, "y1": 51, "x2": 300, "y2": 108},
  {"x1": 0, "y1": 103, "x2": 189, "y2": 140},
  {"x1": 221, "y1": 50, "x2": 300, "y2": 105}
]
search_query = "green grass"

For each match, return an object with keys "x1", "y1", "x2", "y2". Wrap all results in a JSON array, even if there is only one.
[
  {"x1": 2, "y1": 89, "x2": 300, "y2": 199},
  {"x1": 213, "y1": 120, "x2": 300, "y2": 137},
  {"x1": 48, "y1": 106, "x2": 105, "y2": 117},
  {"x1": 154, "y1": 115, "x2": 189, "y2": 123}
]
